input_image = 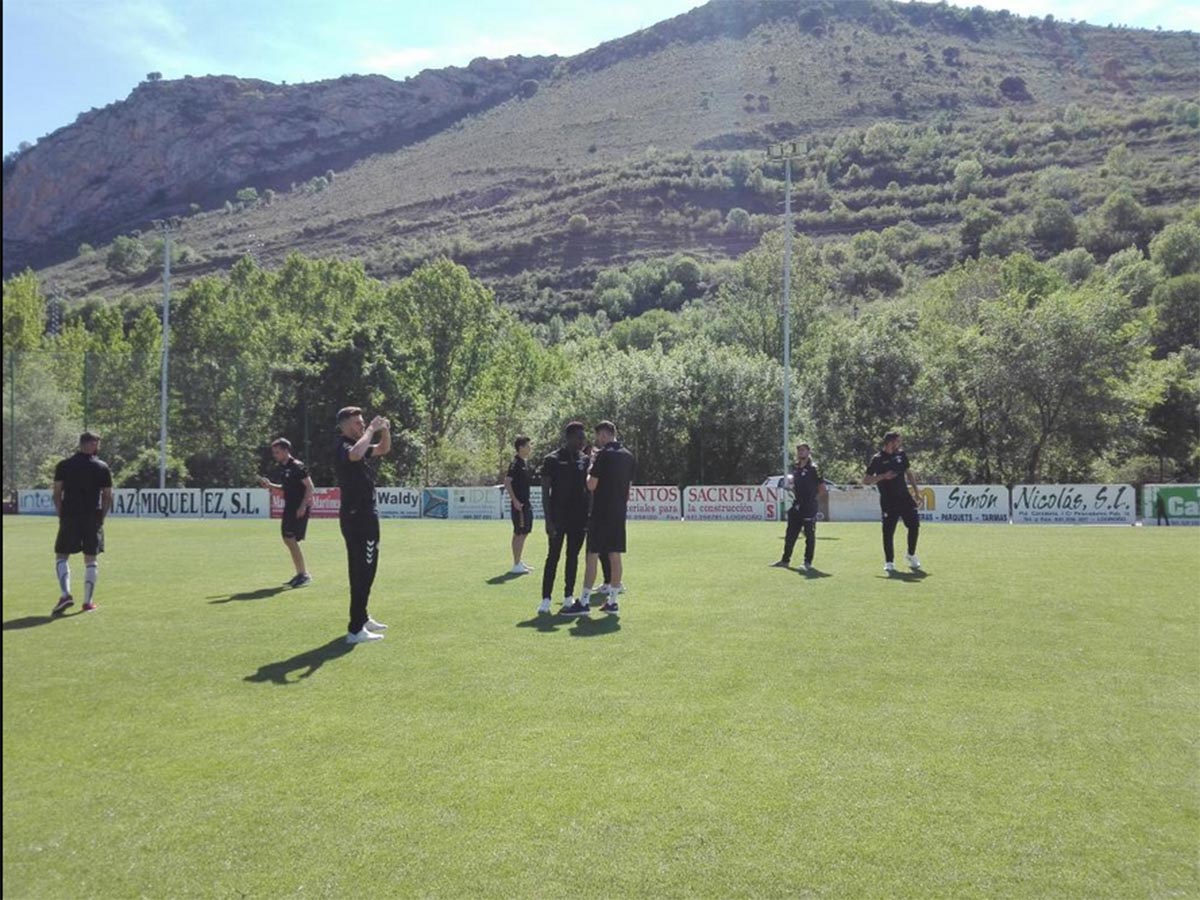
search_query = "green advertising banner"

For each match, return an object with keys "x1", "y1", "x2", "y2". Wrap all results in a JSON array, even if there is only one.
[{"x1": 1143, "y1": 484, "x2": 1200, "y2": 526}]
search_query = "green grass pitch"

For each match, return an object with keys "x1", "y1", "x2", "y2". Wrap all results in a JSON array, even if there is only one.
[{"x1": 3, "y1": 517, "x2": 1197, "y2": 898}]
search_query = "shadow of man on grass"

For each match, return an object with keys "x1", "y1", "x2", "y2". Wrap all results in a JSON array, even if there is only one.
[
  {"x1": 486, "y1": 572, "x2": 526, "y2": 586},
  {"x1": 3, "y1": 611, "x2": 80, "y2": 630},
  {"x1": 877, "y1": 570, "x2": 931, "y2": 583},
  {"x1": 244, "y1": 637, "x2": 354, "y2": 685},
  {"x1": 569, "y1": 615, "x2": 621, "y2": 637},
  {"x1": 209, "y1": 585, "x2": 291, "y2": 604},
  {"x1": 516, "y1": 612, "x2": 573, "y2": 633}
]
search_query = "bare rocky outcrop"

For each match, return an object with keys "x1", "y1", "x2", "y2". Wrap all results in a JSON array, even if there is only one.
[{"x1": 2, "y1": 58, "x2": 556, "y2": 272}]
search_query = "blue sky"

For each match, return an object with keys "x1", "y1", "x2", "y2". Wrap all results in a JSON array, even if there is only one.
[{"x1": 4, "y1": 0, "x2": 1197, "y2": 154}]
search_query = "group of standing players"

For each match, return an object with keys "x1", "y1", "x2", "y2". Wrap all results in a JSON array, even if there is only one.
[{"x1": 47, "y1": 415, "x2": 920, "y2": 639}]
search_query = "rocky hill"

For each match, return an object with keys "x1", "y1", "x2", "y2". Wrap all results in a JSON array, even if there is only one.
[
  {"x1": 2, "y1": 58, "x2": 556, "y2": 269},
  {"x1": 5, "y1": 0, "x2": 1198, "y2": 310}
]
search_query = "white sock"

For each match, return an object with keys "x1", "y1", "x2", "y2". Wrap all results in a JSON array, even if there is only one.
[
  {"x1": 581, "y1": 588, "x2": 592, "y2": 603},
  {"x1": 56, "y1": 560, "x2": 71, "y2": 596},
  {"x1": 85, "y1": 563, "x2": 98, "y2": 605}
]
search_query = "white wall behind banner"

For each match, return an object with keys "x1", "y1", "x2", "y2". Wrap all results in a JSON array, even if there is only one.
[
  {"x1": 138, "y1": 488, "x2": 204, "y2": 518},
  {"x1": 826, "y1": 488, "x2": 881, "y2": 522},
  {"x1": 683, "y1": 485, "x2": 781, "y2": 521},
  {"x1": 1012, "y1": 484, "x2": 1135, "y2": 525},
  {"x1": 914, "y1": 485, "x2": 1010, "y2": 523},
  {"x1": 202, "y1": 489, "x2": 269, "y2": 519}
]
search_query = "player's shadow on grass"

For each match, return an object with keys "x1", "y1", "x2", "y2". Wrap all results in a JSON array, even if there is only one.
[
  {"x1": 800, "y1": 568, "x2": 833, "y2": 579},
  {"x1": 208, "y1": 586, "x2": 291, "y2": 604},
  {"x1": 244, "y1": 637, "x2": 354, "y2": 685},
  {"x1": 516, "y1": 613, "x2": 571, "y2": 633},
  {"x1": 486, "y1": 572, "x2": 527, "y2": 585},
  {"x1": 877, "y1": 570, "x2": 931, "y2": 583},
  {"x1": 3, "y1": 611, "x2": 81, "y2": 630},
  {"x1": 570, "y1": 615, "x2": 621, "y2": 637}
]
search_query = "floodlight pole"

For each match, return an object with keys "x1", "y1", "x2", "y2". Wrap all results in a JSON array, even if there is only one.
[
  {"x1": 782, "y1": 155, "x2": 793, "y2": 480},
  {"x1": 768, "y1": 141, "x2": 804, "y2": 483},
  {"x1": 158, "y1": 222, "x2": 172, "y2": 489}
]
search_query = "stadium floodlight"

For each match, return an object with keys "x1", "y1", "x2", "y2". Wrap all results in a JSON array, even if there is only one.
[
  {"x1": 154, "y1": 219, "x2": 173, "y2": 489},
  {"x1": 765, "y1": 140, "x2": 809, "y2": 485}
]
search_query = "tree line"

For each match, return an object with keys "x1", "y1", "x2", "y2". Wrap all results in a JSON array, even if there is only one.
[{"x1": 3, "y1": 214, "x2": 1197, "y2": 493}]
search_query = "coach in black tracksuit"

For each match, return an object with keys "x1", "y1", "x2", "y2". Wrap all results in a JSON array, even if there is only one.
[
  {"x1": 777, "y1": 442, "x2": 827, "y2": 571},
  {"x1": 539, "y1": 422, "x2": 590, "y2": 609},
  {"x1": 335, "y1": 406, "x2": 392, "y2": 643},
  {"x1": 864, "y1": 430, "x2": 922, "y2": 572}
]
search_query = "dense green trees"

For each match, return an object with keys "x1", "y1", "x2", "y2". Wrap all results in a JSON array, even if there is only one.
[{"x1": 4, "y1": 212, "x2": 1197, "y2": 493}]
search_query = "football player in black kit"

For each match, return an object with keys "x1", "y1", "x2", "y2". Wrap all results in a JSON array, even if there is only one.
[
  {"x1": 538, "y1": 422, "x2": 590, "y2": 615},
  {"x1": 564, "y1": 421, "x2": 636, "y2": 617},
  {"x1": 335, "y1": 407, "x2": 392, "y2": 643},
  {"x1": 773, "y1": 442, "x2": 827, "y2": 573},
  {"x1": 51, "y1": 431, "x2": 113, "y2": 615},
  {"x1": 504, "y1": 436, "x2": 535, "y2": 575},
  {"x1": 259, "y1": 438, "x2": 315, "y2": 587},
  {"x1": 864, "y1": 431, "x2": 923, "y2": 575}
]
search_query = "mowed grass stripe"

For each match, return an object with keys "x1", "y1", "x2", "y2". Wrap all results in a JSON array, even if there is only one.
[{"x1": 3, "y1": 518, "x2": 1197, "y2": 898}]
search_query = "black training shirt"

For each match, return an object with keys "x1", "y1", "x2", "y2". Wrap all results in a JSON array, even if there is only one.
[
  {"x1": 276, "y1": 457, "x2": 310, "y2": 512},
  {"x1": 865, "y1": 449, "x2": 914, "y2": 509},
  {"x1": 791, "y1": 461, "x2": 821, "y2": 517},
  {"x1": 590, "y1": 441, "x2": 636, "y2": 522},
  {"x1": 507, "y1": 455, "x2": 531, "y2": 505},
  {"x1": 54, "y1": 452, "x2": 112, "y2": 517},
  {"x1": 541, "y1": 447, "x2": 589, "y2": 527},
  {"x1": 335, "y1": 436, "x2": 376, "y2": 517}
]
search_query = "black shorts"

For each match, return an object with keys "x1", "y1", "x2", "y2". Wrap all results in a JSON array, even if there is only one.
[
  {"x1": 282, "y1": 509, "x2": 309, "y2": 541},
  {"x1": 55, "y1": 514, "x2": 104, "y2": 556},
  {"x1": 587, "y1": 518, "x2": 626, "y2": 555},
  {"x1": 511, "y1": 502, "x2": 533, "y2": 535}
]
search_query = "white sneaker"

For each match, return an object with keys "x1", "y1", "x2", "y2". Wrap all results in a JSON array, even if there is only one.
[
  {"x1": 520, "y1": 561, "x2": 533, "y2": 573},
  {"x1": 537, "y1": 598, "x2": 552, "y2": 614},
  {"x1": 884, "y1": 562, "x2": 897, "y2": 575},
  {"x1": 366, "y1": 617, "x2": 388, "y2": 631},
  {"x1": 905, "y1": 554, "x2": 922, "y2": 570},
  {"x1": 347, "y1": 628, "x2": 383, "y2": 644},
  {"x1": 509, "y1": 564, "x2": 527, "y2": 575},
  {"x1": 800, "y1": 563, "x2": 811, "y2": 573}
]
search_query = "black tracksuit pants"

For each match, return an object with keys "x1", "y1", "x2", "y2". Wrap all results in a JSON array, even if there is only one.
[
  {"x1": 782, "y1": 506, "x2": 817, "y2": 566},
  {"x1": 340, "y1": 512, "x2": 380, "y2": 633},
  {"x1": 542, "y1": 526, "x2": 586, "y2": 598},
  {"x1": 882, "y1": 503, "x2": 920, "y2": 562}
]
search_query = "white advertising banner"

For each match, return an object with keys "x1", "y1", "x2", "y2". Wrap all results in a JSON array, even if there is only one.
[
  {"x1": 447, "y1": 486, "x2": 504, "y2": 520},
  {"x1": 376, "y1": 487, "x2": 421, "y2": 519},
  {"x1": 1012, "y1": 484, "x2": 1135, "y2": 525},
  {"x1": 915, "y1": 485, "x2": 1010, "y2": 523},
  {"x1": 827, "y1": 487, "x2": 883, "y2": 522},
  {"x1": 17, "y1": 490, "x2": 55, "y2": 516},
  {"x1": 683, "y1": 485, "x2": 782, "y2": 521},
  {"x1": 138, "y1": 488, "x2": 204, "y2": 518},
  {"x1": 202, "y1": 488, "x2": 270, "y2": 519},
  {"x1": 1143, "y1": 484, "x2": 1200, "y2": 526},
  {"x1": 110, "y1": 488, "x2": 141, "y2": 517},
  {"x1": 628, "y1": 485, "x2": 682, "y2": 520}
]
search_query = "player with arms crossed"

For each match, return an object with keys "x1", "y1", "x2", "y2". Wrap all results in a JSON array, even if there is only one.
[
  {"x1": 773, "y1": 441, "x2": 828, "y2": 573},
  {"x1": 51, "y1": 431, "x2": 113, "y2": 615},
  {"x1": 335, "y1": 407, "x2": 391, "y2": 643},
  {"x1": 538, "y1": 422, "x2": 590, "y2": 615},
  {"x1": 258, "y1": 438, "x2": 315, "y2": 587},
  {"x1": 863, "y1": 430, "x2": 922, "y2": 575},
  {"x1": 565, "y1": 420, "x2": 636, "y2": 617},
  {"x1": 504, "y1": 435, "x2": 535, "y2": 575}
]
